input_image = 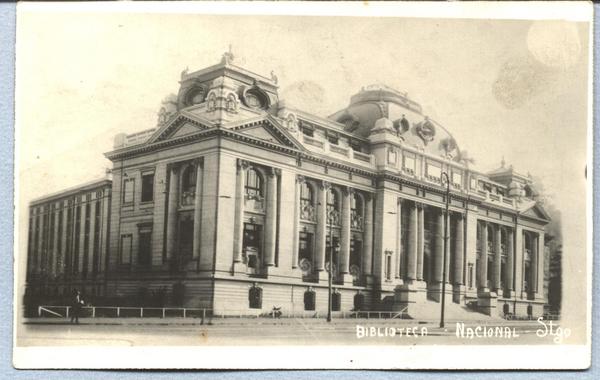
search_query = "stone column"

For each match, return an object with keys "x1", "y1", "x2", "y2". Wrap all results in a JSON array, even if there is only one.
[
  {"x1": 395, "y1": 199, "x2": 403, "y2": 279},
  {"x1": 166, "y1": 166, "x2": 179, "y2": 261},
  {"x1": 315, "y1": 182, "x2": 328, "y2": 272},
  {"x1": 406, "y1": 201, "x2": 418, "y2": 280},
  {"x1": 363, "y1": 194, "x2": 373, "y2": 276},
  {"x1": 536, "y1": 232, "x2": 545, "y2": 297},
  {"x1": 78, "y1": 203, "x2": 86, "y2": 273},
  {"x1": 479, "y1": 221, "x2": 488, "y2": 289},
  {"x1": 531, "y1": 232, "x2": 538, "y2": 293},
  {"x1": 51, "y1": 210, "x2": 60, "y2": 277},
  {"x1": 434, "y1": 208, "x2": 444, "y2": 283},
  {"x1": 233, "y1": 160, "x2": 246, "y2": 264},
  {"x1": 339, "y1": 187, "x2": 351, "y2": 275},
  {"x1": 494, "y1": 225, "x2": 502, "y2": 292},
  {"x1": 453, "y1": 214, "x2": 464, "y2": 284},
  {"x1": 264, "y1": 168, "x2": 279, "y2": 267},
  {"x1": 100, "y1": 194, "x2": 110, "y2": 273},
  {"x1": 60, "y1": 206, "x2": 69, "y2": 276},
  {"x1": 416, "y1": 204, "x2": 425, "y2": 280},
  {"x1": 291, "y1": 176, "x2": 303, "y2": 269},
  {"x1": 87, "y1": 201, "x2": 96, "y2": 274},
  {"x1": 192, "y1": 160, "x2": 203, "y2": 260},
  {"x1": 506, "y1": 228, "x2": 514, "y2": 293}
]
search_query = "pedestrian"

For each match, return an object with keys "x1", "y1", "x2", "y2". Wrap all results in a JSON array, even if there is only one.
[
  {"x1": 527, "y1": 303, "x2": 533, "y2": 320},
  {"x1": 70, "y1": 289, "x2": 84, "y2": 324}
]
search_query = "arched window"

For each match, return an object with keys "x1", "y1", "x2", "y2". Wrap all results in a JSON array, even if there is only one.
[
  {"x1": 351, "y1": 193, "x2": 363, "y2": 230},
  {"x1": 245, "y1": 168, "x2": 264, "y2": 199},
  {"x1": 524, "y1": 234, "x2": 532, "y2": 293},
  {"x1": 180, "y1": 165, "x2": 197, "y2": 206},
  {"x1": 326, "y1": 188, "x2": 340, "y2": 226},
  {"x1": 299, "y1": 182, "x2": 315, "y2": 221}
]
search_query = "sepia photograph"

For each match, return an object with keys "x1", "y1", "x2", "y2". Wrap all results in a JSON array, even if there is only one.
[{"x1": 12, "y1": 1, "x2": 593, "y2": 369}]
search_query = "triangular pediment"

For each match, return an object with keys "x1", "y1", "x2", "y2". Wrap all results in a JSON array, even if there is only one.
[
  {"x1": 521, "y1": 203, "x2": 551, "y2": 221},
  {"x1": 231, "y1": 117, "x2": 305, "y2": 151},
  {"x1": 148, "y1": 112, "x2": 213, "y2": 144}
]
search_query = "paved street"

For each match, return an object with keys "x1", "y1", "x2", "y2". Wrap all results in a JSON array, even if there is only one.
[{"x1": 17, "y1": 318, "x2": 561, "y2": 346}]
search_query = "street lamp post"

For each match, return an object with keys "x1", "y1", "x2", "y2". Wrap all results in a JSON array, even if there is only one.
[
  {"x1": 326, "y1": 210, "x2": 339, "y2": 323},
  {"x1": 440, "y1": 172, "x2": 450, "y2": 328}
]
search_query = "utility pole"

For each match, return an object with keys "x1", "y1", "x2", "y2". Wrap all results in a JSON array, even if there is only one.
[{"x1": 440, "y1": 172, "x2": 450, "y2": 328}]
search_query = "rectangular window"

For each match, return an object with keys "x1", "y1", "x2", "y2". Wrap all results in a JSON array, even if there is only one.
[
  {"x1": 73, "y1": 206, "x2": 81, "y2": 272},
  {"x1": 120, "y1": 234, "x2": 133, "y2": 265},
  {"x1": 350, "y1": 141, "x2": 363, "y2": 153},
  {"x1": 298, "y1": 231, "x2": 314, "y2": 264},
  {"x1": 403, "y1": 155, "x2": 416, "y2": 174},
  {"x1": 468, "y1": 263, "x2": 474, "y2": 288},
  {"x1": 123, "y1": 178, "x2": 135, "y2": 204},
  {"x1": 138, "y1": 228, "x2": 152, "y2": 267},
  {"x1": 452, "y1": 172, "x2": 462, "y2": 186},
  {"x1": 243, "y1": 223, "x2": 262, "y2": 269},
  {"x1": 302, "y1": 127, "x2": 314, "y2": 137},
  {"x1": 385, "y1": 254, "x2": 392, "y2": 281},
  {"x1": 327, "y1": 135, "x2": 338, "y2": 145},
  {"x1": 83, "y1": 203, "x2": 91, "y2": 276},
  {"x1": 387, "y1": 149, "x2": 397, "y2": 164},
  {"x1": 426, "y1": 163, "x2": 441, "y2": 178},
  {"x1": 141, "y1": 173, "x2": 154, "y2": 203},
  {"x1": 92, "y1": 202, "x2": 101, "y2": 274}
]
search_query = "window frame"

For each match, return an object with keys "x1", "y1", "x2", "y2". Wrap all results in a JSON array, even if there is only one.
[
  {"x1": 141, "y1": 172, "x2": 155, "y2": 203},
  {"x1": 119, "y1": 234, "x2": 133, "y2": 265},
  {"x1": 122, "y1": 178, "x2": 135, "y2": 205}
]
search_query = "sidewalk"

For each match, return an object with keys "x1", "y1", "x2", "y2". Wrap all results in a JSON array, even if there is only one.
[{"x1": 23, "y1": 316, "x2": 546, "y2": 327}]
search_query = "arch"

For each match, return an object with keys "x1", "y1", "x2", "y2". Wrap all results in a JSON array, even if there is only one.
[
  {"x1": 225, "y1": 92, "x2": 238, "y2": 112},
  {"x1": 184, "y1": 86, "x2": 206, "y2": 106},
  {"x1": 207, "y1": 92, "x2": 217, "y2": 112}
]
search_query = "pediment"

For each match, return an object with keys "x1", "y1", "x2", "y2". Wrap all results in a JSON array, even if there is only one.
[
  {"x1": 233, "y1": 118, "x2": 304, "y2": 151},
  {"x1": 521, "y1": 203, "x2": 550, "y2": 221},
  {"x1": 148, "y1": 113, "x2": 213, "y2": 144}
]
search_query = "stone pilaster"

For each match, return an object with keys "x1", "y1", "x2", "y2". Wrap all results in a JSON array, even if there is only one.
[
  {"x1": 362, "y1": 193, "x2": 373, "y2": 278},
  {"x1": 291, "y1": 176, "x2": 303, "y2": 269},
  {"x1": 434, "y1": 208, "x2": 444, "y2": 283},
  {"x1": 315, "y1": 181, "x2": 328, "y2": 273},
  {"x1": 166, "y1": 165, "x2": 179, "y2": 262},
  {"x1": 453, "y1": 213, "x2": 464, "y2": 284},
  {"x1": 233, "y1": 160, "x2": 246, "y2": 267},
  {"x1": 78, "y1": 202, "x2": 86, "y2": 273},
  {"x1": 339, "y1": 187, "x2": 351, "y2": 279},
  {"x1": 51, "y1": 210, "x2": 60, "y2": 277},
  {"x1": 87, "y1": 200, "x2": 96, "y2": 274},
  {"x1": 192, "y1": 160, "x2": 204, "y2": 263},
  {"x1": 395, "y1": 199, "x2": 403, "y2": 279},
  {"x1": 479, "y1": 221, "x2": 488, "y2": 290},
  {"x1": 416, "y1": 204, "x2": 425, "y2": 281},
  {"x1": 536, "y1": 232, "x2": 545, "y2": 300},
  {"x1": 506, "y1": 227, "x2": 514, "y2": 297},
  {"x1": 264, "y1": 168, "x2": 279, "y2": 267},
  {"x1": 405, "y1": 201, "x2": 417, "y2": 280},
  {"x1": 494, "y1": 225, "x2": 502, "y2": 293},
  {"x1": 531, "y1": 232, "x2": 538, "y2": 294}
]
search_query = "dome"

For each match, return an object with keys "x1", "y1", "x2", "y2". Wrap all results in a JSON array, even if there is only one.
[{"x1": 330, "y1": 84, "x2": 462, "y2": 161}]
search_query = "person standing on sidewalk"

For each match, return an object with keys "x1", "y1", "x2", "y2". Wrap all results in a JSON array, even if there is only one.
[{"x1": 70, "y1": 290, "x2": 84, "y2": 324}]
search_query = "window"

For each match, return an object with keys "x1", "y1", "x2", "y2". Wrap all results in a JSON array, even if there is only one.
[
  {"x1": 178, "y1": 212, "x2": 194, "y2": 261},
  {"x1": 350, "y1": 194, "x2": 363, "y2": 230},
  {"x1": 387, "y1": 149, "x2": 397, "y2": 164},
  {"x1": 82, "y1": 203, "x2": 91, "y2": 276},
  {"x1": 426, "y1": 163, "x2": 441, "y2": 179},
  {"x1": 120, "y1": 234, "x2": 133, "y2": 265},
  {"x1": 298, "y1": 231, "x2": 314, "y2": 266},
  {"x1": 350, "y1": 141, "x2": 362, "y2": 153},
  {"x1": 353, "y1": 293, "x2": 365, "y2": 311},
  {"x1": 403, "y1": 155, "x2": 416, "y2": 174},
  {"x1": 468, "y1": 263, "x2": 474, "y2": 288},
  {"x1": 349, "y1": 236, "x2": 362, "y2": 272},
  {"x1": 181, "y1": 165, "x2": 197, "y2": 206},
  {"x1": 245, "y1": 168, "x2": 264, "y2": 199},
  {"x1": 141, "y1": 173, "x2": 154, "y2": 203},
  {"x1": 385, "y1": 252, "x2": 392, "y2": 281},
  {"x1": 304, "y1": 290, "x2": 316, "y2": 311},
  {"x1": 92, "y1": 202, "x2": 101, "y2": 274},
  {"x1": 452, "y1": 172, "x2": 462, "y2": 187},
  {"x1": 327, "y1": 134, "x2": 339, "y2": 145},
  {"x1": 326, "y1": 188, "x2": 340, "y2": 226},
  {"x1": 332, "y1": 292, "x2": 341, "y2": 311},
  {"x1": 138, "y1": 226, "x2": 152, "y2": 267},
  {"x1": 243, "y1": 223, "x2": 262, "y2": 269},
  {"x1": 249, "y1": 286, "x2": 263, "y2": 309},
  {"x1": 302, "y1": 127, "x2": 314, "y2": 137},
  {"x1": 73, "y1": 206, "x2": 81, "y2": 272},
  {"x1": 123, "y1": 179, "x2": 135, "y2": 204},
  {"x1": 299, "y1": 182, "x2": 315, "y2": 221}
]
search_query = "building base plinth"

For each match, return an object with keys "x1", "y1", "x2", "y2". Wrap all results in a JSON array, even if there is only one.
[
  {"x1": 452, "y1": 284, "x2": 465, "y2": 304},
  {"x1": 477, "y1": 290, "x2": 498, "y2": 316}
]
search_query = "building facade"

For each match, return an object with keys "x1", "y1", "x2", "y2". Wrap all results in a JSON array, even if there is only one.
[{"x1": 25, "y1": 53, "x2": 550, "y2": 318}]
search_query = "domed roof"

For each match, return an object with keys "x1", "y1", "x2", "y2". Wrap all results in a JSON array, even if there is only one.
[{"x1": 329, "y1": 84, "x2": 462, "y2": 161}]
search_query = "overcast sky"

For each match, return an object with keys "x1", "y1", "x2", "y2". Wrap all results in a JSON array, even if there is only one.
[{"x1": 14, "y1": 4, "x2": 592, "y2": 338}]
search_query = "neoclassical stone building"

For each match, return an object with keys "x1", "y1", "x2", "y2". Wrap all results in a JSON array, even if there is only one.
[{"x1": 25, "y1": 53, "x2": 550, "y2": 318}]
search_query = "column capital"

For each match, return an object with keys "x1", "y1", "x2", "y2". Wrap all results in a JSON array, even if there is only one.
[
  {"x1": 192, "y1": 157, "x2": 204, "y2": 166},
  {"x1": 268, "y1": 167, "x2": 281, "y2": 177},
  {"x1": 236, "y1": 158, "x2": 249, "y2": 171},
  {"x1": 342, "y1": 186, "x2": 354, "y2": 196},
  {"x1": 320, "y1": 180, "x2": 331, "y2": 191},
  {"x1": 296, "y1": 175, "x2": 306, "y2": 184}
]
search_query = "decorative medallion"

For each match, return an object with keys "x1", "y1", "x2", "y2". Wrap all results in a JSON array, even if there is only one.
[
  {"x1": 299, "y1": 258, "x2": 312, "y2": 275},
  {"x1": 416, "y1": 117, "x2": 436, "y2": 144},
  {"x1": 349, "y1": 264, "x2": 361, "y2": 278}
]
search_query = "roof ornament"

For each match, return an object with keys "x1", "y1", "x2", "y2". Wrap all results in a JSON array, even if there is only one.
[
  {"x1": 180, "y1": 66, "x2": 189, "y2": 79},
  {"x1": 501, "y1": 156, "x2": 506, "y2": 168},
  {"x1": 221, "y1": 44, "x2": 235, "y2": 64},
  {"x1": 270, "y1": 70, "x2": 278, "y2": 85}
]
